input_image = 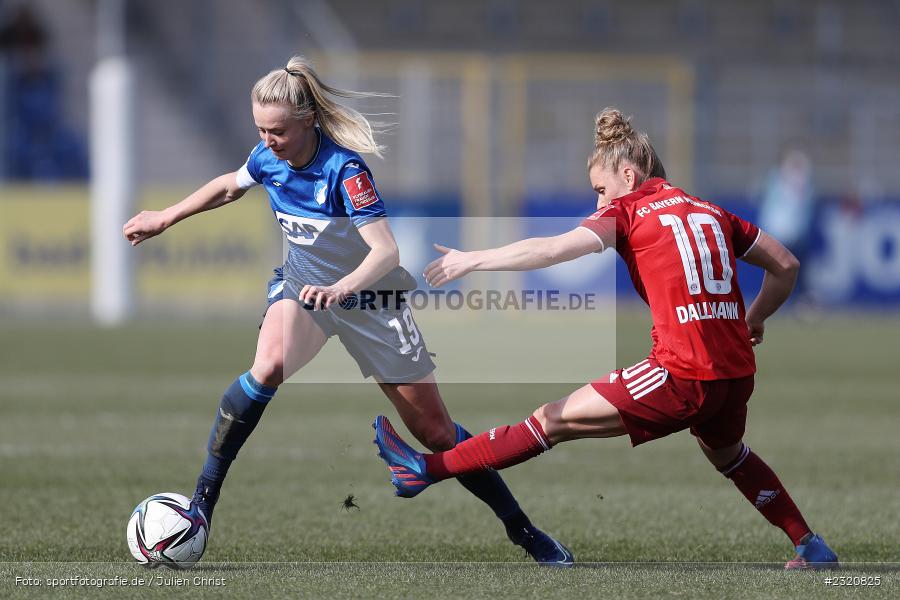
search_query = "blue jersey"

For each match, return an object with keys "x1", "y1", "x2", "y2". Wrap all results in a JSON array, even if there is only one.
[{"x1": 238, "y1": 130, "x2": 415, "y2": 290}]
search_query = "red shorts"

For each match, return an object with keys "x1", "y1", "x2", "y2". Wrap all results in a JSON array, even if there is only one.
[{"x1": 590, "y1": 357, "x2": 754, "y2": 449}]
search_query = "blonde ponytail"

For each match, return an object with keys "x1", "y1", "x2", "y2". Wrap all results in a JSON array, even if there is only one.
[
  {"x1": 588, "y1": 107, "x2": 665, "y2": 180},
  {"x1": 252, "y1": 56, "x2": 386, "y2": 157}
]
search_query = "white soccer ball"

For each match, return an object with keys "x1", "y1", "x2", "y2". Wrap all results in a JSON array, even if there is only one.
[{"x1": 126, "y1": 492, "x2": 209, "y2": 569}]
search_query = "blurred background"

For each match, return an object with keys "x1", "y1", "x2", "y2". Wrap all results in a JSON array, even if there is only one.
[{"x1": 2, "y1": 0, "x2": 899, "y2": 319}]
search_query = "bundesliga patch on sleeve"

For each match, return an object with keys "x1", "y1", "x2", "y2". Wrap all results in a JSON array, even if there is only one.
[{"x1": 342, "y1": 172, "x2": 379, "y2": 210}]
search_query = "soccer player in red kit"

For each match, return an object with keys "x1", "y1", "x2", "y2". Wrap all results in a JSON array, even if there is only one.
[{"x1": 374, "y1": 108, "x2": 838, "y2": 570}]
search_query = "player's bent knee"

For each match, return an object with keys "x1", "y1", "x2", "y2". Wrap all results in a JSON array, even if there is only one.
[
  {"x1": 532, "y1": 402, "x2": 562, "y2": 442},
  {"x1": 250, "y1": 355, "x2": 284, "y2": 388},
  {"x1": 697, "y1": 438, "x2": 744, "y2": 469}
]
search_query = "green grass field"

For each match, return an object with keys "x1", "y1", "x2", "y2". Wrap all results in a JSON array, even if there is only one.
[{"x1": 1, "y1": 310, "x2": 898, "y2": 598}]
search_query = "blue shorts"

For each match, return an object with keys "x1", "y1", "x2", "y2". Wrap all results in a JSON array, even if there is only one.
[{"x1": 265, "y1": 267, "x2": 436, "y2": 384}]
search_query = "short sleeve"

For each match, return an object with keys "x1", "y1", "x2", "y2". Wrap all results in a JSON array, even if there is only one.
[
  {"x1": 726, "y1": 210, "x2": 762, "y2": 258},
  {"x1": 235, "y1": 143, "x2": 264, "y2": 190},
  {"x1": 338, "y1": 160, "x2": 387, "y2": 227},
  {"x1": 579, "y1": 203, "x2": 627, "y2": 252}
]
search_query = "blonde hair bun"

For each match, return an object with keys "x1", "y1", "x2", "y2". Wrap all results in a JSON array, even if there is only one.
[
  {"x1": 588, "y1": 106, "x2": 665, "y2": 180},
  {"x1": 594, "y1": 108, "x2": 635, "y2": 146}
]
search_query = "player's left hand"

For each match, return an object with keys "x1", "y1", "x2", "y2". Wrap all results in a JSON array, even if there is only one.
[
  {"x1": 299, "y1": 283, "x2": 351, "y2": 310},
  {"x1": 424, "y1": 244, "x2": 474, "y2": 287},
  {"x1": 746, "y1": 318, "x2": 765, "y2": 346}
]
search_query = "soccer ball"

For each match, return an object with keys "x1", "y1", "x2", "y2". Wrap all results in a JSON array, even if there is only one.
[{"x1": 126, "y1": 493, "x2": 208, "y2": 569}]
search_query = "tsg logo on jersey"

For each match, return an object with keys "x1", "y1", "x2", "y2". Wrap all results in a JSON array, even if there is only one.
[
  {"x1": 342, "y1": 172, "x2": 379, "y2": 210},
  {"x1": 275, "y1": 212, "x2": 331, "y2": 246},
  {"x1": 314, "y1": 181, "x2": 328, "y2": 205}
]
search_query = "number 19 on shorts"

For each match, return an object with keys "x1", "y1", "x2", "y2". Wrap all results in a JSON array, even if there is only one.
[{"x1": 388, "y1": 306, "x2": 421, "y2": 354}]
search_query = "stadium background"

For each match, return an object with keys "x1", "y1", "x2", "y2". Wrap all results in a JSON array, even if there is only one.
[
  {"x1": 1, "y1": 1, "x2": 898, "y2": 598},
  {"x1": 3, "y1": 0, "x2": 900, "y2": 313}
]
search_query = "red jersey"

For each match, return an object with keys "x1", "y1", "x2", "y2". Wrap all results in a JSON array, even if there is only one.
[{"x1": 580, "y1": 178, "x2": 761, "y2": 380}]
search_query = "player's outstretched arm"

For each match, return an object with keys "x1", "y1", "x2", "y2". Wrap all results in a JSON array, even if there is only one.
[
  {"x1": 739, "y1": 231, "x2": 800, "y2": 346},
  {"x1": 122, "y1": 172, "x2": 247, "y2": 246},
  {"x1": 423, "y1": 227, "x2": 603, "y2": 287}
]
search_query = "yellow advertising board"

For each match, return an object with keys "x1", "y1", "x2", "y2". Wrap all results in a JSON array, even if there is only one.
[
  {"x1": 0, "y1": 187, "x2": 91, "y2": 300},
  {"x1": 0, "y1": 186, "x2": 280, "y2": 311}
]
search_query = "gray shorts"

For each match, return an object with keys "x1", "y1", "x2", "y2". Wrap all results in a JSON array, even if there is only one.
[{"x1": 265, "y1": 267, "x2": 436, "y2": 384}]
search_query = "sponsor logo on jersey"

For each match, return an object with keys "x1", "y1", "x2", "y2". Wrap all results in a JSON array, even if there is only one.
[
  {"x1": 489, "y1": 428, "x2": 496, "y2": 440},
  {"x1": 675, "y1": 301, "x2": 740, "y2": 324},
  {"x1": 314, "y1": 180, "x2": 328, "y2": 205},
  {"x1": 274, "y1": 212, "x2": 331, "y2": 246},
  {"x1": 272, "y1": 181, "x2": 283, "y2": 187},
  {"x1": 342, "y1": 172, "x2": 379, "y2": 210}
]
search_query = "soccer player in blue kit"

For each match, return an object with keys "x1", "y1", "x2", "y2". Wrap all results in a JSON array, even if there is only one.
[{"x1": 122, "y1": 56, "x2": 572, "y2": 565}]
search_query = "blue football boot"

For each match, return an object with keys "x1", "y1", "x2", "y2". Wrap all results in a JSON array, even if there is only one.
[
  {"x1": 374, "y1": 416, "x2": 575, "y2": 566},
  {"x1": 372, "y1": 416, "x2": 434, "y2": 498},
  {"x1": 784, "y1": 534, "x2": 839, "y2": 570},
  {"x1": 506, "y1": 524, "x2": 575, "y2": 567},
  {"x1": 190, "y1": 477, "x2": 219, "y2": 528}
]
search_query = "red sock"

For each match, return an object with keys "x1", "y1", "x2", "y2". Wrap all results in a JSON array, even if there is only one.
[
  {"x1": 720, "y1": 445, "x2": 812, "y2": 546},
  {"x1": 424, "y1": 416, "x2": 550, "y2": 481}
]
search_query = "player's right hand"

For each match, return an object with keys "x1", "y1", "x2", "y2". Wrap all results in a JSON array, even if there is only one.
[
  {"x1": 424, "y1": 244, "x2": 474, "y2": 287},
  {"x1": 123, "y1": 211, "x2": 168, "y2": 246}
]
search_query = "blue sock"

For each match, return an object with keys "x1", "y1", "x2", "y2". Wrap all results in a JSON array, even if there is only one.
[
  {"x1": 200, "y1": 371, "x2": 277, "y2": 488},
  {"x1": 452, "y1": 423, "x2": 531, "y2": 529}
]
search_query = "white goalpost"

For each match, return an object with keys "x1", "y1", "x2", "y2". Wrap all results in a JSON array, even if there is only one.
[{"x1": 89, "y1": 0, "x2": 135, "y2": 326}]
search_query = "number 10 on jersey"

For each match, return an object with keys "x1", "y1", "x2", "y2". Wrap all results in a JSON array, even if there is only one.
[{"x1": 660, "y1": 212, "x2": 734, "y2": 295}]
